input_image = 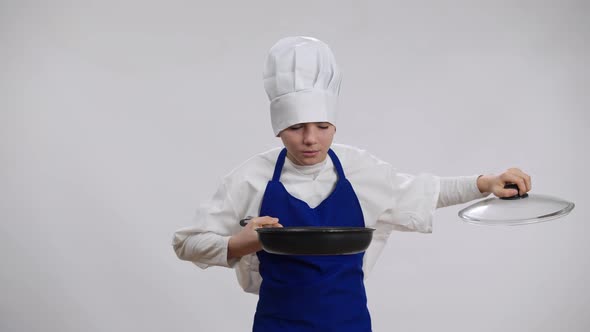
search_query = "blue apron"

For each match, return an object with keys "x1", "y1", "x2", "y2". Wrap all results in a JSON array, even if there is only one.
[{"x1": 253, "y1": 148, "x2": 372, "y2": 332}]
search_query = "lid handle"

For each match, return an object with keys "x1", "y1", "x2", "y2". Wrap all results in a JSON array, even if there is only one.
[{"x1": 500, "y1": 183, "x2": 529, "y2": 200}]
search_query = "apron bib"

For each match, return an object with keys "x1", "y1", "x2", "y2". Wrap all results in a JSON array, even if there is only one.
[{"x1": 253, "y1": 148, "x2": 371, "y2": 332}]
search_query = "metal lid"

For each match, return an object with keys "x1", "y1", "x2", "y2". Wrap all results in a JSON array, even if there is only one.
[{"x1": 458, "y1": 193, "x2": 575, "y2": 226}]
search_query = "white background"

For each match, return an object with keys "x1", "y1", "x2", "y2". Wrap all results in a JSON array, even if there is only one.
[{"x1": 1, "y1": 1, "x2": 589, "y2": 331}]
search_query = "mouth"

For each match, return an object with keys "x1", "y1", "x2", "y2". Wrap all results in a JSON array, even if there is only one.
[{"x1": 302, "y1": 150, "x2": 320, "y2": 157}]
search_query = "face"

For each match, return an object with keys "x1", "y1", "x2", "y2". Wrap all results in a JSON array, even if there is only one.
[{"x1": 279, "y1": 122, "x2": 336, "y2": 166}]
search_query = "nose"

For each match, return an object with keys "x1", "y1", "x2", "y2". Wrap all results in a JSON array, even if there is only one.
[{"x1": 302, "y1": 124, "x2": 319, "y2": 145}]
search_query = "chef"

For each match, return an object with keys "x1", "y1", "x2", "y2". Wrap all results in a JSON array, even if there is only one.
[{"x1": 172, "y1": 36, "x2": 532, "y2": 332}]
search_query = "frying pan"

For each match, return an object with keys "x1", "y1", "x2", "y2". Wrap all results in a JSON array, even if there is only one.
[{"x1": 240, "y1": 217, "x2": 374, "y2": 255}]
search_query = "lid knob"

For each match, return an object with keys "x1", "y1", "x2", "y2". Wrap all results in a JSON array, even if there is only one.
[{"x1": 500, "y1": 183, "x2": 529, "y2": 200}]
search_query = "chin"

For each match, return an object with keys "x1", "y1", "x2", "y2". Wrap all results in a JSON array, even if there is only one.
[{"x1": 301, "y1": 154, "x2": 327, "y2": 165}]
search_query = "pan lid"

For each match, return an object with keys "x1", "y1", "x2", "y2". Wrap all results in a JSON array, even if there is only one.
[{"x1": 458, "y1": 185, "x2": 575, "y2": 225}]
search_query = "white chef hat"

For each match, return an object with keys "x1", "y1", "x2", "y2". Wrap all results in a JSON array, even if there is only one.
[{"x1": 263, "y1": 36, "x2": 342, "y2": 136}]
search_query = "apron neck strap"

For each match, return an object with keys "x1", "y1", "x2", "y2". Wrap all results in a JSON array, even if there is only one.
[
  {"x1": 272, "y1": 148, "x2": 288, "y2": 181},
  {"x1": 327, "y1": 148, "x2": 346, "y2": 179},
  {"x1": 272, "y1": 148, "x2": 346, "y2": 182}
]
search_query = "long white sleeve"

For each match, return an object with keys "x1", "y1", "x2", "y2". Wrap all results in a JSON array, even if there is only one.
[
  {"x1": 437, "y1": 175, "x2": 489, "y2": 208},
  {"x1": 172, "y1": 181, "x2": 241, "y2": 268}
]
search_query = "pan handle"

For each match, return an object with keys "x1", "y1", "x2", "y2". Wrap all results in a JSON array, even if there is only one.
[
  {"x1": 239, "y1": 216, "x2": 254, "y2": 227},
  {"x1": 500, "y1": 183, "x2": 529, "y2": 200}
]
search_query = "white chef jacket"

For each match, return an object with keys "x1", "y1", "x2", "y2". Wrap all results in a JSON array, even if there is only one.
[{"x1": 172, "y1": 144, "x2": 488, "y2": 294}]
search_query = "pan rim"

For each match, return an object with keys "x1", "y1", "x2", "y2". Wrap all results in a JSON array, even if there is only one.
[{"x1": 256, "y1": 226, "x2": 375, "y2": 233}]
